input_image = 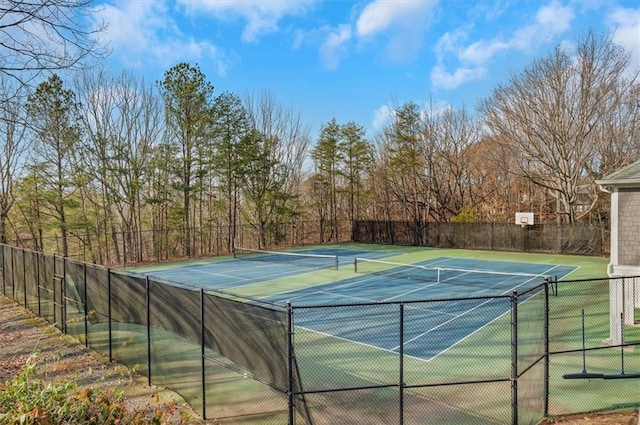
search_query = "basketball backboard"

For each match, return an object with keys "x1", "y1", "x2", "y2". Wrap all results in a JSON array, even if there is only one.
[{"x1": 515, "y1": 212, "x2": 534, "y2": 227}]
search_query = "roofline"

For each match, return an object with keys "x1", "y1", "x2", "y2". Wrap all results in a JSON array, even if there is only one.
[{"x1": 595, "y1": 178, "x2": 640, "y2": 187}]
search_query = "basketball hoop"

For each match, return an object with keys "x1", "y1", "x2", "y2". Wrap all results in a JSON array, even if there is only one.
[{"x1": 515, "y1": 212, "x2": 534, "y2": 228}]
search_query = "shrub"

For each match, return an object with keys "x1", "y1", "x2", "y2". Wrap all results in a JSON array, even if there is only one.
[{"x1": 0, "y1": 354, "x2": 178, "y2": 424}]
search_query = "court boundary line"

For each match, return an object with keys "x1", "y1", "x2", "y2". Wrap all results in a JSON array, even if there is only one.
[
  {"x1": 146, "y1": 259, "x2": 329, "y2": 291},
  {"x1": 295, "y1": 324, "x2": 407, "y2": 357},
  {"x1": 290, "y1": 263, "x2": 567, "y2": 363},
  {"x1": 422, "y1": 263, "x2": 564, "y2": 363},
  {"x1": 391, "y1": 296, "x2": 508, "y2": 353},
  {"x1": 268, "y1": 257, "x2": 450, "y2": 304},
  {"x1": 277, "y1": 257, "x2": 560, "y2": 306}
]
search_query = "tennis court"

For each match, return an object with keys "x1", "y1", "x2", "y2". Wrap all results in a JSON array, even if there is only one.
[
  {"x1": 133, "y1": 246, "x2": 386, "y2": 290},
  {"x1": 137, "y1": 246, "x2": 576, "y2": 361},
  {"x1": 263, "y1": 256, "x2": 574, "y2": 360},
  {"x1": 10, "y1": 240, "x2": 628, "y2": 424}
]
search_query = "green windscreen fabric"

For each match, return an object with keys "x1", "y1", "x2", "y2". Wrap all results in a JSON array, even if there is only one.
[
  {"x1": 203, "y1": 292, "x2": 312, "y2": 423},
  {"x1": 516, "y1": 283, "x2": 548, "y2": 425}
]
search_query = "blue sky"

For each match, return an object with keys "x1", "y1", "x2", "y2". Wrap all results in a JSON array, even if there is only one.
[{"x1": 94, "y1": 0, "x2": 640, "y2": 138}]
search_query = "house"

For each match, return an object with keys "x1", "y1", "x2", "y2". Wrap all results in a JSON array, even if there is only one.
[{"x1": 595, "y1": 159, "x2": 640, "y2": 344}]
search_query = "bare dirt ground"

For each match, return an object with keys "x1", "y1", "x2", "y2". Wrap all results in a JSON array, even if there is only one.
[
  {"x1": 0, "y1": 295, "x2": 637, "y2": 424},
  {"x1": 539, "y1": 412, "x2": 638, "y2": 425}
]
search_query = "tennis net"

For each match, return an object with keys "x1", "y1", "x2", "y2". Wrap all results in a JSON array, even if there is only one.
[
  {"x1": 354, "y1": 257, "x2": 549, "y2": 289},
  {"x1": 234, "y1": 246, "x2": 339, "y2": 270}
]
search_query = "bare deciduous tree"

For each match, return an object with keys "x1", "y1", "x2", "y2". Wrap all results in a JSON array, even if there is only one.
[
  {"x1": 480, "y1": 30, "x2": 636, "y2": 223},
  {"x1": 426, "y1": 106, "x2": 483, "y2": 222},
  {"x1": 76, "y1": 68, "x2": 164, "y2": 263},
  {"x1": 0, "y1": 78, "x2": 29, "y2": 243}
]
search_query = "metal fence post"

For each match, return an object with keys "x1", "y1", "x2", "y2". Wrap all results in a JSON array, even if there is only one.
[
  {"x1": 511, "y1": 291, "x2": 518, "y2": 425},
  {"x1": 52, "y1": 254, "x2": 56, "y2": 325},
  {"x1": 37, "y1": 252, "x2": 41, "y2": 317},
  {"x1": 62, "y1": 256, "x2": 67, "y2": 334},
  {"x1": 108, "y1": 268, "x2": 112, "y2": 362},
  {"x1": 1, "y1": 245, "x2": 5, "y2": 296},
  {"x1": 399, "y1": 302, "x2": 405, "y2": 425},
  {"x1": 287, "y1": 301, "x2": 294, "y2": 425},
  {"x1": 146, "y1": 276, "x2": 151, "y2": 386},
  {"x1": 156, "y1": 228, "x2": 160, "y2": 264},
  {"x1": 200, "y1": 288, "x2": 206, "y2": 420},
  {"x1": 83, "y1": 263, "x2": 88, "y2": 347},
  {"x1": 11, "y1": 248, "x2": 16, "y2": 301},
  {"x1": 544, "y1": 277, "x2": 550, "y2": 417},
  {"x1": 22, "y1": 249, "x2": 26, "y2": 308}
]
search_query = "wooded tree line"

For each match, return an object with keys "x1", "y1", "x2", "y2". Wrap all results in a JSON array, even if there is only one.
[{"x1": 0, "y1": 25, "x2": 638, "y2": 263}]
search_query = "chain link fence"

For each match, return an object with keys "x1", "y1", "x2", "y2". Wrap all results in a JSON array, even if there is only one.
[
  {"x1": 2, "y1": 243, "x2": 637, "y2": 424},
  {"x1": 8, "y1": 221, "x2": 354, "y2": 267},
  {"x1": 547, "y1": 276, "x2": 640, "y2": 416},
  {"x1": 352, "y1": 221, "x2": 606, "y2": 256},
  {"x1": 7, "y1": 220, "x2": 607, "y2": 267}
]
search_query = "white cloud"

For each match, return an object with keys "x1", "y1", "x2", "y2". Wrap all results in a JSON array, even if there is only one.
[
  {"x1": 177, "y1": 0, "x2": 317, "y2": 43},
  {"x1": 431, "y1": 0, "x2": 575, "y2": 90},
  {"x1": 319, "y1": 25, "x2": 352, "y2": 70},
  {"x1": 431, "y1": 65, "x2": 487, "y2": 90},
  {"x1": 298, "y1": 0, "x2": 438, "y2": 70},
  {"x1": 432, "y1": 27, "x2": 490, "y2": 89},
  {"x1": 460, "y1": 39, "x2": 509, "y2": 65},
  {"x1": 511, "y1": 1, "x2": 574, "y2": 51},
  {"x1": 607, "y1": 7, "x2": 640, "y2": 71},
  {"x1": 535, "y1": 1, "x2": 574, "y2": 34},
  {"x1": 96, "y1": 1, "x2": 228, "y2": 75},
  {"x1": 355, "y1": 0, "x2": 438, "y2": 62},
  {"x1": 356, "y1": 0, "x2": 432, "y2": 37},
  {"x1": 96, "y1": 2, "x2": 165, "y2": 63},
  {"x1": 434, "y1": 27, "x2": 470, "y2": 61},
  {"x1": 372, "y1": 104, "x2": 394, "y2": 131},
  {"x1": 356, "y1": 1, "x2": 397, "y2": 36}
]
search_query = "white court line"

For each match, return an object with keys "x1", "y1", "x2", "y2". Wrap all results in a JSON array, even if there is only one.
[
  {"x1": 391, "y1": 296, "x2": 503, "y2": 352},
  {"x1": 287, "y1": 263, "x2": 570, "y2": 363},
  {"x1": 268, "y1": 269, "x2": 394, "y2": 303},
  {"x1": 381, "y1": 258, "x2": 550, "y2": 302},
  {"x1": 271, "y1": 266, "x2": 441, "y2": 304},
  {"x1": 177, "y1": 266, "x2": 253, "y2": 282},
  {"x1": 184, "y1": 260, "x2": 315, "y2": 288},
  {"x1": 293, "y1": 307, "x2": 461, "y2": 364},
  {"x1": 405, "y1": 264, "x2": 562, "y2": 361},
  {"x1": 382, "y1": 280, "x2": 439, "y2": 302},
  {"x1": 295, "y1": 325, "x2": 400, "y2": 354},
  {"x1": 315, "y1": 291, "x2": 377, "y2": 303},
  {"x1": 271, "y1": 287, "x2": 373, "y2": 304}
]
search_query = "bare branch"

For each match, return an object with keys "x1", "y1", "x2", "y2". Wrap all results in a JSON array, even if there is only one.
[{"x1": 0, "y1": 0, "x2": 108, "y2": 87}]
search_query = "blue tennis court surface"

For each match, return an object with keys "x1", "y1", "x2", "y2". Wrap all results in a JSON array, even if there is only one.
[
  {"x1": 262, "y1": 257, "x2": 576, "y2": 361},
  {"x1": 264, "y1": 257, "x2": 574, "y2": 304},
  {"x1": 137, "y1": 247, "x2": 389, "y2": 290}
]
